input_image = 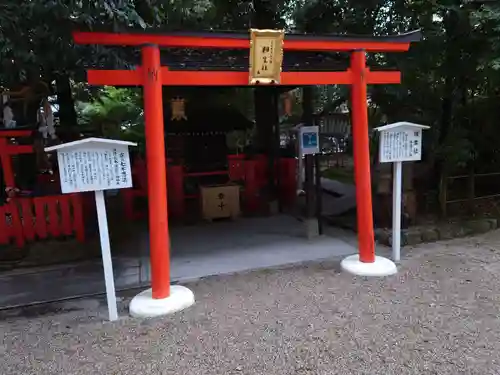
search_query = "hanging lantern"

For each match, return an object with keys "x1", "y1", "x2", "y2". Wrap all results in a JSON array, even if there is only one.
[{"x1": 171, "y1": 97, "x2": 187, "y2": 121}]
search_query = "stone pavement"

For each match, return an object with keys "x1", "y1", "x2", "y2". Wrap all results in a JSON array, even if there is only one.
[
  {"x1": 2, "y1": 230, "x2": 500, "y2": 374},
  {"x1": 0, "y1": 216, "x2": 356, "y2": 308}
]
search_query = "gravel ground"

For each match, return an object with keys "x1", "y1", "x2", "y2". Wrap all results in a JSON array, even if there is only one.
[{"x1": 3, "y1": 231, "x2": 500, "y2": 375}]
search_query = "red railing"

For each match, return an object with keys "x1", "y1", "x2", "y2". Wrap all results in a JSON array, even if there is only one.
[
  {"x1": 123, "y1": 155, "x2": 298, "y2": 220},
  {"x1": 0, "y1": 194, "x2": 85, "y2": 247}
]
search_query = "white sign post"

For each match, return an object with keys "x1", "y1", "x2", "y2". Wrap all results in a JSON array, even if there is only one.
[
  {"x1": 375, "y1": 122, "x2": 429, "y2": 263},
  {"x1": 46, "y1": 138, "x2": 137, "y2": 321}
]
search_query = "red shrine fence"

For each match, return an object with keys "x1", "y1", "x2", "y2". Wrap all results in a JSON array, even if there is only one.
[{"x1": 0, "y1": 194, "x2": 86, "y2": 248}]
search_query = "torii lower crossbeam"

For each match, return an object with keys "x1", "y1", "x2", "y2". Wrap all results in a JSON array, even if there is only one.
[{"x1": 86, "y1": 68, "x2": 401, "y2": 86}]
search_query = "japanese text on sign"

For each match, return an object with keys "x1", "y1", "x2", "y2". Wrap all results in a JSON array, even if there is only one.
[
  {"x1": 379, "y1": 128, "x2": 423, "y2": 163},
  {"x1": 57, "y1": 146, "x2": 132, "y2": 194},
  {"x1": 257, "y1": 40, "x2": 274, "y2": 74},
  {"x1": 249, "y1": 29, "x2": 284, "y2": 84}
]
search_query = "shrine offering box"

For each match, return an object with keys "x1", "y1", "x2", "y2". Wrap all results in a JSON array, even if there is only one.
[{"x1": 200, "y1": 184, "x2": 240, "y2": 221}]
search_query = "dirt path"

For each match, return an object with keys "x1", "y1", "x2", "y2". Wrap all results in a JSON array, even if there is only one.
[{"x1": 2, "y1": 231, "x2": 500, "y2": 374}]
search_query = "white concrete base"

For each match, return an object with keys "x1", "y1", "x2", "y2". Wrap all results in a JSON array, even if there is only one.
[
  {"x1": 129, "y1": 285, "x2": 195, "y2": 318},
  {"x1": 341, "y1": 254, "x2": 397, "y2": 277}
]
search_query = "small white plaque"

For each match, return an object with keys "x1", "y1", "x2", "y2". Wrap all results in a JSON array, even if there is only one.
[{"x1": 376, "y1": 123, "x2": 428, "y2": 163}]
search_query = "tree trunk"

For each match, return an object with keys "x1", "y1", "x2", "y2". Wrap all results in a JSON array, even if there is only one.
[
  {"x1": 436, "y1": 8, "x2": 461, "y2": 216},
  {"x1": 55, "y1": 74, "x2": 77, "y2": 128}
]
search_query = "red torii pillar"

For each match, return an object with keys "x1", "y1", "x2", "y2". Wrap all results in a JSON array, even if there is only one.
[
  {"x1": 351, "y1": 50, "x2": 375, "y2": 263},
  {"x1": 128, "y1": 45, "x2": 195, "y2": 317},
  {"x1": 340, "y1": 50, "x2": 397, "y2": 276},
  {"x1": 141, "y1": 45, "x2": 171, "y2": 299}
]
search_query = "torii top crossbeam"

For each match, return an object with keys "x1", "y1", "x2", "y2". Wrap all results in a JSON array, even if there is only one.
[
  {"x1": 73, "y1": 29, "x2": 421, "y2": 86},
  {"x1": 74, "y1": 29, "x2": 420, "y2": 51}
]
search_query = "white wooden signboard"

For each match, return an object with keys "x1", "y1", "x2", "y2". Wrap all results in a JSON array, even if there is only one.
[
  {"x1": 46, "y1": 138, "x2": 137, "y2": 322},
  {"x1": 378, "y1": 123, "x2": 425, "y2": 163},
  {"x1": 375, "y1": 122, "x2": 429, "y2": 263},
  {"x1": 55, "y1": 142, "x2": 133, "y2": 194}
]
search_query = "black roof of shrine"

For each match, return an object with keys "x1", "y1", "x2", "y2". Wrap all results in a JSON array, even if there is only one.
[
  {"x1": 83, "y1": 27, "x2": 421, "y2": 43},
  {"x1": 84, "y1": 47, "x2": 400, "y2": 72}
]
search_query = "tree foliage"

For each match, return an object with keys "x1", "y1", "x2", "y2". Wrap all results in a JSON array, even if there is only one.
[{"x1": 0, "y1": 1, "x2": 149, "y2": 84}]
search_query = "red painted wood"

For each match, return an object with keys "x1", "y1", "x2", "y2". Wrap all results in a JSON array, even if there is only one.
[
  {"x1": 46, "y1": 197, "x2": 61, "y2": 237},
  {"x1": 167, "y1": 165, "x2": 185, "y2": 218},
  {"x1": 365, "y1": 69, "x2": 401, "y2": 84},
  {"x1": 0, "y1": 130, "x2": 32, "y2": 138},
  {"x1": 87, "y1": 69, "x2": 142, "y2": 86},
  {"x1": 4, "y1": 202, "x2": 25, "y2": 247},
  {"x1": 12, "y1": 216, "x2": 24, "y2": 247},
  {"x1": 133, "y1": 157, "x2": 148, "y2": 190},
  {"x1": 121, "y1": 153, "x2": 148, "y2": 220},
  {"x1": 142, "y1": 45, "x2": 171, "y2": 299},
  {"x1": 228, "y1": 155, "x2": 245, "y2": 181},
  {"x1": 0, "y1": 131, "x2": 34, "y2": 189},
  {"x1": 5, "y1": 145, "x2": 33, "y2": 155},
  {"x1": 0, "y1": 195, "x2": 86, "y2": 246},
  {"x1": 80, "y1": 192, "x2": 96, "y2": 221},
  {"x1": 33, "y1": 198, "x2": 48, "y2": 239},
  {"x1": 88, "y1": 68, "x2": 401, "y2": 87},
  {"x1": 70, "y1": 194, "x2": 85, "y2": 242},
  {"x1": 122, "y1": 189, "x2": 136, "y2": 221},
  {"x1": 60, "y1": 195, "x2": 73, "y2": 236},
  {"x1": 0, "y1": 205, "x2": 9, "y2": 244},
  {"x1": 73, "y1": 31, "x2": 412, "y2": 52},
  {"x1": 243, "y1": 160, "x2": 259, "y2": 213},
  {"x1": 351, "y1": 50, "x2": 376, "y2": 263},
  {"x1": 254, "y1": 156, "x2": 268, "y2": 189},
  {"x1": 0, "y1": 138, "x2": 15, "y2": 187},
  {"x1": 18, "y1": 198, "x2": 35, "y2": 240}
]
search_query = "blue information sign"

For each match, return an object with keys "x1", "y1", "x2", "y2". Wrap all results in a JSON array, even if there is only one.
[
  {"x1": 302, "y1": 132, "x2": 318, "y2": 148},
  {"x1": 299, "y1": 126, "x2": 320, "y2": 155}
]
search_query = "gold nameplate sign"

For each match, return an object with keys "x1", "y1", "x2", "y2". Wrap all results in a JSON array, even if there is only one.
[{"x1": 249, "y1": 29, "x2": 284, "y2": 85}]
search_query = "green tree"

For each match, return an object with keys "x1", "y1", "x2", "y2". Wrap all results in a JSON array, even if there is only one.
[
  {"x1": 77, "y1": 86, "x2": 143, "y2": 138},
  {"x1": 0, "y1": 0, "x2": 163, "y2": 127}
]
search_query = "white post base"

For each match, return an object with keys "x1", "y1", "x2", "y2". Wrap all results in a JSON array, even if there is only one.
[
  {"x1": 129, "y1": 285, "x2": 195, "y2": 318},
  {"x1": 341, "y1": 254, "x2": 397, "y2": 277}
]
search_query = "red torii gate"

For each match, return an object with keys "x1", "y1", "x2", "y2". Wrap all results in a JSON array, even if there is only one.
[{"x1": 73, "y1": 29, "x2": 420, "y2": 310}]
